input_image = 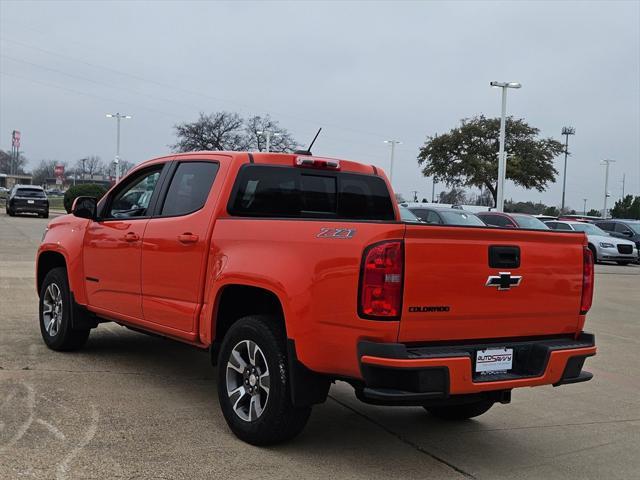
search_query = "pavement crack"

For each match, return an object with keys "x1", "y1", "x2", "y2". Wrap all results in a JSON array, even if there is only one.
[{"x1": 328, "y1": 394, "x2": 476, "y2": 479}]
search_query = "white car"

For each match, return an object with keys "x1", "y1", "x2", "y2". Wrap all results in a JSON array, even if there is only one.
[{"x1": 545, "y1": 220, "x2": 638, "y2": 265}]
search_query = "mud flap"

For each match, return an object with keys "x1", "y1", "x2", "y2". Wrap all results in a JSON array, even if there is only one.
[{"x1": 287, "y1": 340, "x2": 331, "y2": 407}]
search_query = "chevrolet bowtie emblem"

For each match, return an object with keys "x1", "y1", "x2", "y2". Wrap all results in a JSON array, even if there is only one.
[{"x1": 486, "y1": 272, "x2": 522, "y2": 291}]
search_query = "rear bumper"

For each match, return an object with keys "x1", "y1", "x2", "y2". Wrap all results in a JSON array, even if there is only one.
[
  {"x1": 357, "y1": 333, "x2": 596, "y2": 405},
  {"x1": 11, "y1": 202, "x2": 48, "y2": 213}
]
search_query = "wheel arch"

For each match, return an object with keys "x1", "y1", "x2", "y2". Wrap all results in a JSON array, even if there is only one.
[
  {"x1": 37, "y1": 250, "x2": 68, "y2": 295},
  {"x1": 212, "y1": 284, "x2": 286, "y2": 349}
]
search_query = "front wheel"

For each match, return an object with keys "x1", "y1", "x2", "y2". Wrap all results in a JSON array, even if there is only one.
[
  {"x1": 616, "y1": 261, "x2": 631, "y2": 266},
  {"x1": 588, "y1": 245, "x2": 598, "y2": 264},
  {"x1": 39, "y1": 267, "x2": 90, "y2": 351},
  {"x1": 217, "y1": 315, "x2": 311, "y2": 445},
  {"x1": 425, "y1": 399, "x2": 494, "y2": 420}
]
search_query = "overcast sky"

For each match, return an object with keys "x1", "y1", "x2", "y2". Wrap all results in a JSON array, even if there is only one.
[{"x1": 1, "y1": 0, "x2": 639, "y2": 211}]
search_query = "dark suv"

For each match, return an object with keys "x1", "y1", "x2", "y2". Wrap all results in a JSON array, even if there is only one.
[
  {"x1": 595, "y1": 219, "x2": 640, "y2": 256},
  {"x1": 6, "y1": 185, "x2": 49, "y2": 218}
]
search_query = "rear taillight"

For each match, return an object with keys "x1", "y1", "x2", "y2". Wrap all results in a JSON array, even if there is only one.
[
  {"x1": 359, "y1": 240, "x2": 403, "y2": 319},
  {"x1": 580, "y1": 246, "x2": 594, "y2": 315}
]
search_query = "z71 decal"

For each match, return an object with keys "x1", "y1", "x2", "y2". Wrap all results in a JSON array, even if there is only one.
[{"x1": 317, "y1": 228, "x2": 357, "y2": 239}]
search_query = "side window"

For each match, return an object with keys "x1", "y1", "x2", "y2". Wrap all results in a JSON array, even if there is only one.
[
  {"x1": 426, "y1": 211, "x2": 442, "y2": 224},
  {"x1": 107, "y1": 167, "x2": 162, "y2": 219},
  {"x1": 160, "y1": 162, "x2": 219, "y2": 217},
  {"x1": 614, "y1": 223, "x2": 629, "y2": 233},
  {"x1": 485, "y1": 214, "x2": 513, "y2": 227},
  {"x1": 555, "y1": 223, "x2": 572, "y2": 231},
  {"x1": 597, "y1": 222, "x2": 612, "y2": 231}
]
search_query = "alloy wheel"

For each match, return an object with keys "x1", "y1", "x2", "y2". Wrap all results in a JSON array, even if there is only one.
[
  {"x1": 226, "y1": 340, "x2": 270, "y2": 422},
  {"x1": 42, "y1": 283, "x2": 63, "y2": 336}
]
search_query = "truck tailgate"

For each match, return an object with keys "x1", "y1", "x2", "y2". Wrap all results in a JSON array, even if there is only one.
[{"x1": 399, "y1": 225, "x2": 586, "y2": 343}]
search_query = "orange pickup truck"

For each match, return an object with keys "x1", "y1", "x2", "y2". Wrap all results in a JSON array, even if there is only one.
[{"x1": 36, "y1": 151, "x2": 596, "y2": 445}]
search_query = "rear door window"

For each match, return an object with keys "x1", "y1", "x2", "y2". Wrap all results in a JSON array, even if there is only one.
[
  {"x1": 483, "y1": 214, "x2": 514, "y2": 227},
  {"x1": 425, "y1": 211, "x2": 442, "y2": 224},
  {"x1": 554, "y1": 222, "x2": 573, "y2": 231},
  {"x1": 597, "y1": 222, "x2": 614, "y2": 231},
  {"x1": 160, "y1": 162, "x2": 219, "y2": 216},
  {"x1": 228, "y1": 165, "x2": 394, "y2": 220}
]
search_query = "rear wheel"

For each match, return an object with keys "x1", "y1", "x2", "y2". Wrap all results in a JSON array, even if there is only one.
[
  {"x1": 217, "y1": 315, "x2": 311, "y2": 445},
  {"x1": 425, "y1": 399, "x2": 494, "y2": 420},
  {"x1": 39, "y1": 267, "x2": 90, "y2": 351},
  {"x1": 7, "y1": 207, "x2": 15, "y2": 217},
  {"x1": 41, "y1": 210, "x2": 49, "y2": 219}
]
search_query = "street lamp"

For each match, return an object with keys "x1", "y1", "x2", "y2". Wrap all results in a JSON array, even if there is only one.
[
  {"x1": 490, "y1": 81, "x2": 521, "y2": 212},
  {"x1": 257, "y1": 130, "x2": 281, "y2": 152},
  {"x1": 384, "y1": 140, "x2": 402, "y2": 185},
  {"x1": 583, "y1": 198, "x2": 587, "y2": 216},
  {"x1": 106, "y1": 113, "x2": 132, "y2": 183},
  {"x1": 601, "y1": 159, "x2": 615, "y2": 218},
  {"x1": 560, "y1": 126, "x2": 575, "y2": 211}
]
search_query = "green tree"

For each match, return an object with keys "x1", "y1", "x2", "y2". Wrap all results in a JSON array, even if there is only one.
[
  {"x1": 587, "y1": 209, "x2": 601, "y2": 217},
  {"x1": 417, "y1": 116, "x2": 564, "y2": 206},
  {"x1": 63, "y1": 184, "x2": 108, "y2": 213},
  {"x1": 611, "y1": 195, "x2": 640, "y2": 220},
  {"x1": 544, "y1": 206, "x2": 560, "y2": 216}
]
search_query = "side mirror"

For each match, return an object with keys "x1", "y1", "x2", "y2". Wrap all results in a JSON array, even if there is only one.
[
  {"x1": 71, "y1": 196, "x2": 98, "y2": 220},
  {"x1": 622, "y1": 229, "x2": 633, "y2": 237}
]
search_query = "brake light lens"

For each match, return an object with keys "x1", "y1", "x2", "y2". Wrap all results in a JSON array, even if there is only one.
[
  {"x1": 359, "y1": 241, "x2": 403, "y2": 318},
  {"x1": 294, "y1": 156, "x2": 340, "y2": 170},
  {"x1": 580, "y1": 246, "x2": 594, "y2": 315}
]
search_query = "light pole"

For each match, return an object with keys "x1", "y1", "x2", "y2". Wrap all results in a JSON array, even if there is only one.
[
  {"x1": 257, "y1": 130, "x2": 281, "y2": 152},
  {"x1": 106, "y1": 113, "x2": 132, "y2": 183},
  {"x1": 601, "y1": 159, "x2": 615, "y2": 218},
  {"x1": 560, "y1": 126, "x2": 575, "y2": 211},
  {"x1": 490, "y1": 81, "x2": 521, "y2": 212},
  {"x1": 384, "y1": 140, "x2": 402, "y2": 185},
  {"x1": 583, "y1": 198, "x2": 587, "y2": 216}
]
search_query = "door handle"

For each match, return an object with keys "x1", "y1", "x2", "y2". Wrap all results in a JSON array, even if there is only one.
[
  {"x1": 178, "y1": 233, "x2": 199, "y2": 244},
  {"x1": 124, "y1": 232, "x2": 140, "y2": 242}
]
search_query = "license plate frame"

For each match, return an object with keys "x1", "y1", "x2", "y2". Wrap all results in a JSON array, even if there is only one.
[{"x1": 475, "y1": 347, "x2": 513, "y2": 373}]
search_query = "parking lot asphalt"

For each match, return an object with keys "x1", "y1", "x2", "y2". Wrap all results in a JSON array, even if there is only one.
[{"x1": 1, "y1": 212, "x2": 639, "y2": 480}]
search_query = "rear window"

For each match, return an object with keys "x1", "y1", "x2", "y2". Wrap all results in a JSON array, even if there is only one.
[
  {"x1": 16, "y1": 188, "x2": 46, "y2": 198},
  {"x1": 512, "y1": 214, "x2": 549, "y2": 230},
  {"x1": 440, "y1": 210, "x2": 485, "y2": 226},
  {"x1": 228, "y1": 165, "x2": 394, "y2": 220}
]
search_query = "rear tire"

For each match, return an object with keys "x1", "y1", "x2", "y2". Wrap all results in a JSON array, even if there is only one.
[
  {"x1": 7, "y1": 207, "x2": 15, "y2": 217},
  {"x1": 425, "y1": 399, "x2": 494, "y2": 420},
  {"x1": 39, "y1": 267, "x2": 90, "y2": 351},
  {"x1": 217, "y1": 315, "x2": 311, "y2": 445}
]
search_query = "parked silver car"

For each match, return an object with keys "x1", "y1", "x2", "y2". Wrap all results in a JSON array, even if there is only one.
[{"x1": 545, "y1": 220, "x2": 638, "y2": 265}]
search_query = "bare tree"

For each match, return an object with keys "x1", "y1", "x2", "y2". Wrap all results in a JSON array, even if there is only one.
[
  {"x1": 244, "y1": 115, "x2": 298, "y2": 152},
  {"x1": 438, "y1": 187, "x2": 467, "y2": 205},
  {"x1": 73, "y1": 156, "x2": 104, "y2": 179},
  {"x1": 0, "y1": 150, "x2": 28, "y2": 174},
  {"x1": 31, "y1": 160, "x2": 67, "y2": 186},
  {"x1": 172, "y1": 112, "x2": 247, "y2": 152}
]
